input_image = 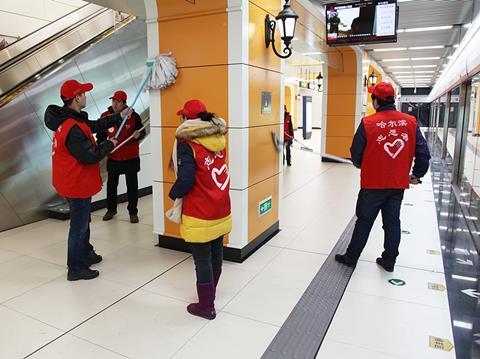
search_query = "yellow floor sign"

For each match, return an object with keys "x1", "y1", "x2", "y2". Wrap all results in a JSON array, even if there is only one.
[
  {"x1": 429, "y1": 336, "x2": 454, "y2": 352},
  {"x1": 428, "y1": 283, "x2": 446, "y2": 292}
]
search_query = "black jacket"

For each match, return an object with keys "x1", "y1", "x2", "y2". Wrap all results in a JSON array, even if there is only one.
[
  {"x1": 168, "y1": 141, "x2": 196, "y2": 200},
  {"x1": 44, "y1": 105, "x2": 121, "y2": 164},
  {"x1": 350, "y1": 105, "x2": 431, "y2": 178},
  {"x1": 96, "y1": 106, "x2": 145, "y2": 144}
]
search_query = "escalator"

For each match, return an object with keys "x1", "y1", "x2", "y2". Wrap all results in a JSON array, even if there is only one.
[{"x1": 0, "y1": 4, "x2": 150, "y2": 231}]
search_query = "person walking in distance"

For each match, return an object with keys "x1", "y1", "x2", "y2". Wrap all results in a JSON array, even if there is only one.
[
  {"x1": 45, "y1": 80, "x2": 131, "y2": 281},
  {"x1": 335, "y1": 82, "x2": 431, "y2": 272},
  {"x1": 284, "y1": 105, "x2": 294, "y2": 166}
]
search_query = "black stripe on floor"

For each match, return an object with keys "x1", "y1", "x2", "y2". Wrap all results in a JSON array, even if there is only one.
[{"x1": 262, "y1": 217, "x2": 356, "y2": 359}]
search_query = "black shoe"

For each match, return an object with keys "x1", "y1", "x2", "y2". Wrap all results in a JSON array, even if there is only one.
[
  {"x1": 335, "y1": 254, "x2": 357, "y2": 268},
  {"x1": 67, "y1": 268, "x2": 99, "y2": 281},
  {"x1": 129, "y1": 214, "x2": 139, "y2": 223},
  {"x1": 376, "y1": 257, "x2": 394, "y2": 272},
  {"x1": 103, "y1": 211, "x2": 117, "y2": 221},
  {"x1": 86, "y1": 252, "x2": 102, "y2": 266},
  {"x1": 287, "y1": 162, "x2": 292, "y2": 166}
]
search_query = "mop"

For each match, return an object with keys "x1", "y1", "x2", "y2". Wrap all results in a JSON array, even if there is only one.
[{"x1": 113, "y1": 53, "x2": 178, "y2": 142}]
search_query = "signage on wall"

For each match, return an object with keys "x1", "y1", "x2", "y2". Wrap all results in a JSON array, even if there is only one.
[
  {"x1": 261, "y1": 92, "x2": 272, "y2": 115},
  {"x1": 258, "y1": 196, "x2": 273, "y2": 217}
]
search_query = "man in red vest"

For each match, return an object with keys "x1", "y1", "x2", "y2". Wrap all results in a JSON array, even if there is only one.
[
  {"x1": 45, "y1": 80, "x2": 131, "y2": 281},
  {"x1": 97, "y1": 91, "x2": 145, "y2": 223},
  {"x1": 335, "y1": 82, "x2": 431, "y2": 272}
]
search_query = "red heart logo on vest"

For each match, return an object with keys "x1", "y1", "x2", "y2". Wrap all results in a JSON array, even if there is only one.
[
  {"x1": 384, "y1": 139, "x2": 405, "y2": 159},
  {"x1": 211, "y1": 164, "x2": 230, "y2": 191}
]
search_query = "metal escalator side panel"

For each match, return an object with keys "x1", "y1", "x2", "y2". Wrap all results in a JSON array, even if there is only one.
[
  {"x1": 0, "y1": 4, "x2": 105, "y2": 67},
  {"x1": 0, "y1": 9, "x2": 127, "y2": 103}
]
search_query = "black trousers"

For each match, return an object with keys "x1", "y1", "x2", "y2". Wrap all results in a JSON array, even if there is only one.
[
  {"x1": 346, "y1": 189, "x2": 405, "y2": 265},
  {"x1": 106, "y1": 171, "x2": 138, "y2": 215},
  {"x1": 190, "y1": 237, "x2": 224, "y2": 283},
  {"x1": 283, "y1": 142, "x2": 292, "y2": 165}
]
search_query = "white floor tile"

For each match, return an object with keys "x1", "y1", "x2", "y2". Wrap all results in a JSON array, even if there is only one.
[
  {"x1": 5, "y1": 276, "x2": 134, "y2": 330},
  {"x1": 0, "y1": 248, "x2": 21, "y2": 264},
  {"x1": 28, "y1": 237, "x2": 128, "y2": 267},
  {"x1": 317, "y1": 339, "x2": 403, "y2": 359},
  {"x1": 0, "y1": 256, "x2": 64, "y2": 303},
  {"x1": 91, "y1": 220, "x2": 156, "y2": 250},
  {"x1": 172, "y1": 312, "x2": 278, "y2": 359},
  {"x1": 30, "y1": 334, "x2": 128, "y2": 359},
  {"x1": 223, "y1": 244, "x2": 282, "y2": 273},
  {"x1": 260, "y1": 248, "x2": 327, "y2": 285},
  {"x1": 223, "y1": 273, "x2": 307, "y2": 326},
  {"x1": 325, "y1": 292, "x2": 455, "y2": 359},
  {"x1": 0, "y1": 305, "x2": 62, "y2": 359},
  {"x1": 71, "y1": 290, "x2": 207, "y2": 359},
  {"x1": 347, "y1": 261, "x2": 450, "y2": 309},
  {"x1": 143, "y1": 257, "x2": 256, "y2": 309},
  {"x1": 98, "y1": 245, "x2": 189, "y2": 287}
]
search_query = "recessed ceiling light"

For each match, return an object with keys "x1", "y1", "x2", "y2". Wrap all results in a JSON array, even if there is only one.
[
  {"x1": 392, "y1": 71, "x2": 413, "y2": 74},
  {"x1": 409, "y1": 45, "x2": 445, "y2": 50},
  {"x1": 382, "y1": 58, "x2": 410, "y2": 62},
  {"x1": 373, "y1": 48, "x2": 407, "y2": 52},
  {"x1": 464, "y1": 23, "x2": 472, "y2": 28},
  {"x1": 411, "y1": 57, "x2": 441, "y2": 61},
  {"x1": 454, "y1": 44, "x2": 460, "y2": 48},
  {"x1": 404, "y1": 25, "x2": 453, "y2": 33},
  {"x1": 414, "y1": 71, "x2": 435, "y2": 73},
  {"x1": 412, "y1": 65, "x2": 437, "y2": 68},
  {"x1": 388, "y1": 65, "x2": 412, "y2": 69}
]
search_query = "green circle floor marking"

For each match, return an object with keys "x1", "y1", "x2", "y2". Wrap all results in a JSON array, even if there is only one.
[
  {"x1": 401, "y1": 230, "x2": 411, "y2": 235},
  {"x1": 388, "y1": 279, "x2": 406, "y2": 286}
]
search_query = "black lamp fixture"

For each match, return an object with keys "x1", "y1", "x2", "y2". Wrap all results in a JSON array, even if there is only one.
[
  {"x1": 369, "y1": 70, "x2": 378, "y2": 86},
  {"x1": 265, "y1": 0, "x2": 299, "y2": 59},
  {"x1": 316, "y1": 72, "x2": 323, "y2": 92}
]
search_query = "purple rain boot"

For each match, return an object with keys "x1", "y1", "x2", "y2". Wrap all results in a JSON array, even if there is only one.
[{"x1": 187, "y1": 282, "x2": 216, "y2": 320}]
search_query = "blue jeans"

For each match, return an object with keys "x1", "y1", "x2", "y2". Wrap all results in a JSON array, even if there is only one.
[
  {"x1": 346, "y1": 189, "x2": 405, "y2": 266},
  {"x1": 66, "y1": 197, "x2": 94, "y2": 271}
]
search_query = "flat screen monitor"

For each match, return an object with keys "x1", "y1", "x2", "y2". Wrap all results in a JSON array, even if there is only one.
[{"x1": 326, "y1": 0, "x2": 398, "y2": 46}]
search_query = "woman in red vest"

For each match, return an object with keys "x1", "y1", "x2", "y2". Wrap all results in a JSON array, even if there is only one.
[{"x1": 169, "y1": 99, "x2": 232, "y2": 320}]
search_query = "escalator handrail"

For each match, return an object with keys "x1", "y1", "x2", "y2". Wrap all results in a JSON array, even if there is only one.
[{"x1": 0, "y1": 4, "x2": 107, "y2": 70}]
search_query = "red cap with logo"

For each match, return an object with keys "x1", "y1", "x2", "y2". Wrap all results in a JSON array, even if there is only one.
[
  {"x1": 177, "y1": 99, "x2": 207, "y2": 119},
  {"x1": 368, "y1": 82, "x2": 395, "y2": 100},
  {"x1": 60, "y1": 80, "x2": 93, "y2": 100},
  {"x1": 110, "y1": 90, "x2": 127, "y2": 102}
]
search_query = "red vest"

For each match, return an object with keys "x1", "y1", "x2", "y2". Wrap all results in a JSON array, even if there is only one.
[
  {"x1": 182, "y1": 142, "x2": 231, "y2": 221},
  {"x1": 284, "y1": 113, "x2": 293, "y2": 141},
  {"x1": 361, "y1": 110, "x2": 417, "y2": 189},
  {"x1": 101, "y1": 110, "x2": 139, "y2": 161},
  {"x1": 52, "y1": 119, "x2": 102, "y2": 198}
]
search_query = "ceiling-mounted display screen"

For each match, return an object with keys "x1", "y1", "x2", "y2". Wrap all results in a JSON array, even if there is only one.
[{"x1": 326, "y1": 0, "x2": 398, "y2": 46}]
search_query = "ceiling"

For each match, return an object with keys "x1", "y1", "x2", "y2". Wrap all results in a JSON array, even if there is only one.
[{"x1": 310, "y1": 0, "x2": 476, "y2": 88}]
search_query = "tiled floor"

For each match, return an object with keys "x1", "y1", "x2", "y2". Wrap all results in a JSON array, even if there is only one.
[{"x1": 0, "y1": 145, "x2": 455, "y2": 359}]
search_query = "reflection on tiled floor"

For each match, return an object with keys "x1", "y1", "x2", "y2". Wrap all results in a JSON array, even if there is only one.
[{"x1": 0, "y1": 145, "x2": 458, "y2": 359}]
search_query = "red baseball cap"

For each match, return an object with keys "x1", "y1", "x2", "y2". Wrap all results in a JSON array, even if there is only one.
[
  {"x1": 60, "y1": 80, "x2": 93, "y2": 100},
  {"x1": 368, "y1": 82, "x2": 395, "y2": 100},
  {"x1": 177, "y1": 99, "x2": 207, "y2": 119},
  {"x1": 110, "y1": 90, "x2": 127, "y2": 102}
]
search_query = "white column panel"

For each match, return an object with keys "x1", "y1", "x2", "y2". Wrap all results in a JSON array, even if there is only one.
[
  {"x1": 152, "y1": 181, "x2": 165, "y2": 235},
  {"x1": 228, "y1": 128, "x2": 249, "y2": 190},
  {"x1": 228, "y1": 188, "x2": 249, "y2": 248}
]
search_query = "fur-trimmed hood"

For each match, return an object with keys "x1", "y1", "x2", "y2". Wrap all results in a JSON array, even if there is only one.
[{"x1": 175, "y1": 118, "x2": 227, "y2": 152}]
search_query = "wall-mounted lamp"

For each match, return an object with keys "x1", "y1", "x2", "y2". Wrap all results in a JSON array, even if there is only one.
[
  {"x1": 316, "y1": 72, "x2": 323, "y2": 91},
  {"x1": 369, "y1": 70, "x2": 378, "y2": 86},
  {"x1": 265, "y1": 0, "x2": 299, "y2": 59}
]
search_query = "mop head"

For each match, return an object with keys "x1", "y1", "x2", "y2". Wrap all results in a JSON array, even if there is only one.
[{"x1": 145, "y1": 54, "x2": 179, "y2": 90}]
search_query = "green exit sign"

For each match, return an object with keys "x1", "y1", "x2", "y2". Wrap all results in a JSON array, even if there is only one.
[{"x1": 258, "y1": 196, "x2": 272, "y2": 217}]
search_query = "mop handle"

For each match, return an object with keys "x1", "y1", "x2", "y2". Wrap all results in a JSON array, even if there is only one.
[
  {"x1": 114, "y1": 66, "x2": 153, "y2": 139},
  {"x1": 111, "y1": 125, "x2": 146, "y2": 153}
]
